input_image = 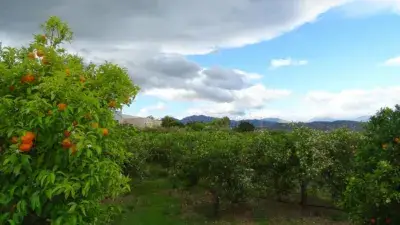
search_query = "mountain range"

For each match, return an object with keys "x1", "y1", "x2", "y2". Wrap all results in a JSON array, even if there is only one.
[{"x1": 180, "y1": 115, "x2": 370, "y2": 131}]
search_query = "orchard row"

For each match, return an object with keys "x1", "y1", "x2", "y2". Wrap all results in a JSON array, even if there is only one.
[{"x1": 126, "y1": 107, "x2": 400, "y2": 225}]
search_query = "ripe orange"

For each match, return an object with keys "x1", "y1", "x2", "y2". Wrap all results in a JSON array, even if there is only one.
[
  {"x1": 62, "y1": 138, "x2": 72, "y2": 149},
  {"x1": 21, "y1": 137, "x2": 33, "y2": 144},
  {"x1": 72, "y1": 121, "x2": 78, "y2": 127},
  {"x1": 57, "y1": 103, "x2": 67, "y2": 111},
  {"x1": 102, "y1": 128, "x2": 109, "y2": 136},
  {"x1": 64, "y1": 130, "x2": 71, "y2": 137},
  {"x1": 42, "y1": 56, "x2": 50, "y2": 65},
  {"x1": 21, "y1": 74, "x2": 35, "y2": 83},
  {"x1": 65, "y1": 68, "x2": 70, "y2": 76},
  {"x1": 23, "y1": 132, "x2": 35, "y2": 141},
  {"x1": 9, "y1": 86, "x2": 15, "y2": 92},
  {"x1": 79, "y1": 76, "x2": 86, "y2": 83},
  {"x1": 395, "y1": 137, "x2": 400, "y2": 144},
  {"x1": 108, "y1": 100, "x2": 117, "y2": 108},
  {"x1": 28, "y1": 52, "x2": 35, "y2": 59},
  {"x1": 36, "y1": 50, "x2": 44, "y2": 57},
  {"x1": 71, "y1": 144, "x2": 77, "y2": 155},
  {"x1": 382, "y1": 143, "x2": 388, "y2": 150},
  {"x1": 19, "y1": 143, "x2": 33, "y2": 152},
  {"x1": 11, "y1": 136, "x2": 19, "y2": 144}
]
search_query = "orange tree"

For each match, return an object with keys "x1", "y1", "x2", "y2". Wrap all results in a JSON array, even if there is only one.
[
  {"x1": 341, "y1": 106, "x2": 400, "y2": 225},
  {"x1": 0, "y1": 16, "x2": 139, "y2": 225}
]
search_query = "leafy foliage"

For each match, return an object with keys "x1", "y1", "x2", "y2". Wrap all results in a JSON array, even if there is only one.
[
  {"x1": 341, "y1": 106, "x2": 400, "y2": 224},
  {"x1": 235, "y1": 121, "x2": 255, "y2": 132},
  {"x1": 161, "y1": 116, "x2": 184, "y2": 128},
  {"x1": 0, "y1": 16, "x2": 139, "y2": 225}
]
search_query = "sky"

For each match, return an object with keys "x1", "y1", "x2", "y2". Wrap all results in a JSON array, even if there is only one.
[{"x1": 1, "y1": 0, "x2": 400, "y2": 121}]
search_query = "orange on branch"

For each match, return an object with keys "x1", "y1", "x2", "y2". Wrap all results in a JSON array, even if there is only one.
[
  {"x1": 62, "y1": 138, "x2": 72, "y2": 149},
  {"x1": 108, "y1": 100, "x2": 117, "y2": 108},
  {"x1": 57, "y1": 103, "x2": 67, "y2": 111},
  {"x1": 19, "y1": 143, "x2": 33, "y2": 152},
  {"x1": 71, "y1": 144, "x2": 77, "y2": 155},
  {"x1": 42, "y1": 56, "x2": 50, "y2": 65},
  {"x1": 64, "y1": 130, "x2": 71, "y2": 137},
  {"x1": 36, "y1": 50, "x2": 44, "y2": 57},
  {"x1": 102, "y1": 128, "x2": 109, "y2": 136},
  {"x1": 28, "y1": 52, "x2": 35, "y2": 59}
]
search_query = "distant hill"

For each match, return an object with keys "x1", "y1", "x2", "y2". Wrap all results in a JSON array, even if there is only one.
[{"x1": 179, "y1": 115, "x2": 366, "y2": 131}]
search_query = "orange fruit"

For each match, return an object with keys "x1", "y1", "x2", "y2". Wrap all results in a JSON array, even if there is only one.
[
  {"x1": 65, "y1": 68, "x2": 70, "y2": 76},
  {"x1": 9, "y1": 86, "x2": 15, "y2": 92},
  {"x1": 395, "y1": 137, "x2": 400, "y2": 144},
  {"x1": 72, "y1": 121, "x2": 78, "y2": 127},
  {"x1": 28, "y1": 52, "x2": 35, "y2": 59},
  {"x1": 64, "y1": 130, "x2": 71, "y2": 137},
  {"x1": 47, "y1": 110, "x2": 53, "y2": 116},
  {"x1": 24, "y1": 132, "x2": 35, "y2": 141},
  {"x1": 19, "y1": 143, "x2": 33, "y2": 152},
  {"x1": 91, "y1": 122, "x2": 99, "y2": 128},
  {"x1": 21, "y1": 74, "x2": 35, "y2": 83},
  {"x1": 108, "y1": 100, "x2": 117, "y2": 108},
  {"x1": 102, "y1": 128, "x2": 109, "y2": 136},
  {"x1": 71, "y1": 144, "x2": 77, "y2": 155},
  {"x1": 36, "y1": 50, "x2": 44, "y2": 57},
  {"x1": 42, "y1": 56, "x2": 50, "y2": 65},
  {"x1": 57, "y1": 103, "x2": 67, "y2": 111},
  {"x1": 382, "y1": 143, "x2": 388, "y2": 150},
  {"x1": 11, "y1": 136, "x2": 19, "y2": 144},
  {"x1": 79, "y1": 76, "x2": 86, "y2": 83},
  {"x1": 62, "y1": 138, "x2": 72, "y2": 149}
]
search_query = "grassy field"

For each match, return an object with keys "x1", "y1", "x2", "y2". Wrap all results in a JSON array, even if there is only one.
[{"x1": 111, "y1": 177, "x2": 350, "y2": 225}]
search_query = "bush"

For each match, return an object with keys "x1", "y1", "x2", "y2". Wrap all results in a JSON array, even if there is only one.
[
  {"x1": 341, "y1": 106, "x2": 400, "y2": 224},
  {"x1": 0, "y1": 16, "x2": 139, "y2": 225},
  {"x1": 235, "y1": 121, "x2": 255, "y2": 132}
]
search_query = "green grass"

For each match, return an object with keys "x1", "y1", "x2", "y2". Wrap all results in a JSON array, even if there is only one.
[{"x1": 111, "y1": 178, "x2": 350, "y2": 225}]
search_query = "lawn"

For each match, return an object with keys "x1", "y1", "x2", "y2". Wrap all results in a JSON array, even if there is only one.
[{"x1": 111, "y1": 178, "x2": 350, "y2": 225}]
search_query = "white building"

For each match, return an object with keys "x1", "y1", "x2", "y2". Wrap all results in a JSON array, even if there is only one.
[{"x1": 114, "y1": 111, "x2": 162, "y2": 128}]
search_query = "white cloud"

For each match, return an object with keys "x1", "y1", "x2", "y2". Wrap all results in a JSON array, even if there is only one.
[
  {"x1": 382, "y1": 56, "x2": 400, "y2": 66},
  {"x1": 300, "y1": 86, "x2": 400, "y2": 120},
  {"x1": 136, "y1": 102, "x2": 166, "y2": 117},
  {"x1": 186, "y1": 84, "x2": 291, "y2": 118},
  {"x1": 182, "y1": 86, "x2": 400, "y2": 122},
  {"x1": 269, "y1": 58, "x2": 309, "y2": 69}
]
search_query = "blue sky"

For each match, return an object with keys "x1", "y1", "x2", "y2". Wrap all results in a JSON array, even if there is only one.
[{"x1": 122, "y1": 5, "x2": 400, "y2": 121}]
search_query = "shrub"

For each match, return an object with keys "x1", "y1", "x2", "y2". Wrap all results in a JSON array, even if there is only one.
[
  {"x1": 235, "y1": 121, "x2": 255, "y2": 132},
  {"x1": 0, "y1": 16, "x2": 139, "y2": 225},
  {"x1": 341, "y1": 106, "x2": 400, "y2": 224}
]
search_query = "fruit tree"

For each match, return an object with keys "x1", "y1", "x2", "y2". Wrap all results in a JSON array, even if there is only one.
[{"x1": 0, "y1": 16, "x2": 139, "y2": 225}]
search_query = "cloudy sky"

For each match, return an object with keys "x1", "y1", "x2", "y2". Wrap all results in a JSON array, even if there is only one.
[{"x1": 1, "y1": 0, "x2": 400, "y2": 121}]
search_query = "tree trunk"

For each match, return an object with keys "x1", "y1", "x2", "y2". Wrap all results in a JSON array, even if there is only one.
[
  {"x1": 300, "y1": 180, "x2": 308, "y2": 207},
  {"x1": 210, "y1": 189, "x2": 220, "y2": 218}
]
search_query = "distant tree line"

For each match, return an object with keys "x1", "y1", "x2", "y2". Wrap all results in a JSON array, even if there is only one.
[{"x1": 160, "y1": 116, "x2": 255, "y2": 132}]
